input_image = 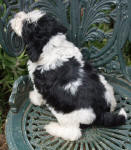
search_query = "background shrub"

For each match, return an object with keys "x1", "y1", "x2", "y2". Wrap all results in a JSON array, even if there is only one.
[{"x1": 0, "y1": 46, "x2": 28, "y2": 133}]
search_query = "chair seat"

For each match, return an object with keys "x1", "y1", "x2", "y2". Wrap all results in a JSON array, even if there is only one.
[{"x1": 5, "y1": 76, "x2": 131, "y2": 150}]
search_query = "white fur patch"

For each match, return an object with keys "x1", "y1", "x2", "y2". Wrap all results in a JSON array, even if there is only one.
[
  {"x1": 29, "y1": 89, "x2": 46, "y2": 106},
  {"x1": 99, "y1": 75, "x2": 117, "y2": 112},
  {"x1": 27, "y1": 60, "x2": 38, "y2": 82},
  {"x1": 119, "y1": 108, "x2": 127, "y2": 119},
  {"x1": 37, "y1": 34, "x2": 84, "y2": 71},
  {"x1": 50, "y1": 107, "x2": 96, "y2": 127},
  {"x1": 28, "y1": 60, "x2": 47, "y2": 106},
  {"x1": 64, "y1": 78, "x2": 82, "y2": 95},
  {"x1": 44, "y1": 122, "x2": 81, "y2": 141},
  {"x1": 64, "y1": 68, "x2": 84, "y2": 95},
  {"x1": 45, "y1": 107, "x2": 95, "y2": 140},
  {"x1": 27, "y1": 33, "x2": 84, "y2": 88},
  {"x1": 27, "y1": 10, "x2": 45, "y2": 23},
  {"x1": 10, "y1": 11, "x2": 27, "y2": 36},
  {"x1": 10, "y1": 10, "x2": 45, "y2": 36}
]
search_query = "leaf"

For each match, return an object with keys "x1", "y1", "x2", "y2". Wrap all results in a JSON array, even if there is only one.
[
  {"x1": 0, "y1": 5, "x2": 4, "y2": 17},
  {"x1": 109, "y1": 9, "x2": 117, "y2": 20},
  {"x1": 82, "y1": 27, "x2": 106, "y2": 46},
  {"x1": 78, "y1": 0, "x2": 115, "y2": 46},
  {"x1": 117, "y1": 19, "x2": 129, "y2": 49}
]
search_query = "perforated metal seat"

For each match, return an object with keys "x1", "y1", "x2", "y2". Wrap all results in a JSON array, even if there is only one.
[
  {"x1": 5, "y1": 75, "x2": 131, "y2": 150},
  {"x1": 0, "y1": 0, "x2": 131, "y2": 150}
]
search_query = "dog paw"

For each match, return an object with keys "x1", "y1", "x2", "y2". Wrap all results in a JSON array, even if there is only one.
[
  {"x1": 44, "y1": 122, "x2": 82, "y2": 141},
  {"x1": 44, "y1": 122, "x2": 59, "y2": 135},
  {"x1": 29, "y1": 91, "x2": 45, "y2": 106}
]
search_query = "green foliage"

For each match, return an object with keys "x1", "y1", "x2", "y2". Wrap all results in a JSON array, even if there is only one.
[
  {"x1": 124, "y1": 42, "x2": 131, "y2": 65},
  {"x1": 87, "y1": 23, "x2": 113, "y2": 48},
  {"x1": 0, "y1": 48, "x2": 28, "y2": 97},
  {"x1": 0, "y1": 111, "x2": 2, "y2": 133},
  {"x1": 0, "y1": 46, "x2": 28, "y2": 133},
  {"x1": 0, "y1": 48, "x2": 28, "y2": 96}
]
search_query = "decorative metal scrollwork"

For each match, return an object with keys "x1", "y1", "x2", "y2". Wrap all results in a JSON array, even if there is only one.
[
  {"x1": 0, "y1": 0, "x2": 131, "y2": 81},
  {"x1": 0, "y1": 0, "x2": 35, "y2": 56}
]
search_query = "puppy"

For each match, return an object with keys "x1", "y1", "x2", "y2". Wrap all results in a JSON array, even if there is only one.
[{"x1": 10, "y1": 10, "x2": 127, "y2": 141}]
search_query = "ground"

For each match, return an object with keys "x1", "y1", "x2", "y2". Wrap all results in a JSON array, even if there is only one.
[
  {"x1": 0, "y1": 104, "x2": 9, "y2": 150},
  {"x1": 0, "y1": 134, "x2": 8, "y2": 150}
]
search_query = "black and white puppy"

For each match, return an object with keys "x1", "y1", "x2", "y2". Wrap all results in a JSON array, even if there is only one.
[{"x1": 10, "y1": 10, "x2": 127, "y2": 141}]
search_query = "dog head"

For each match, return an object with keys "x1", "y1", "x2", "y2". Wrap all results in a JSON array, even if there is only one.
[{"x1": 10, "y1": 10, "x2": 67, "y2": 62}]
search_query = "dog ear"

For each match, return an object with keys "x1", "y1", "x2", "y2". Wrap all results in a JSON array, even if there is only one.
[
  {"x1": 22, "y1": 15, "x2": 67, "y2": 62},
  {"x1": 22, "y1": 22, "x2": 43, "y2": 62},
  {"x1": 22, "y1": 21, "x2": 36, "y2": 43},
  {"x1": 54, "y1": 21, "x2": 67, "y2": 34},
  {"x1": 38, "y1": 15, "x2": 67, "y2": 35}
]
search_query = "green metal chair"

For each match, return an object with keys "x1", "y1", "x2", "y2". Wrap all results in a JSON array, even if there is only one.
[{"x1": 0, "y1": 0, "x2": 131, "y2": 149}]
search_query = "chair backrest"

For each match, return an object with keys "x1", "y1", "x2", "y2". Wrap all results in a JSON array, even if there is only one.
[{"x1": 0, "y1": 0, "x2": 131, "y2": 82}]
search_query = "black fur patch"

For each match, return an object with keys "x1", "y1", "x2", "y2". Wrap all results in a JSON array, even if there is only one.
[
  {"x1": 94, "y1": 111, "x2": 126, "y2": 127},
  {"x1": 22, "y1": 14, "x2": 67, "y2": 62},
  {"x1": 33, "y1": 57, "x2": 110, "y2": 115},
  {"x1": 34, "y1": 57, "x2": 81, "y2": 113}
]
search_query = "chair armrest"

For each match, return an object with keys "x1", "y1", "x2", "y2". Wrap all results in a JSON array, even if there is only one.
[{"x1": 9, "y1": 75, "x2": 33, "y2": 113}]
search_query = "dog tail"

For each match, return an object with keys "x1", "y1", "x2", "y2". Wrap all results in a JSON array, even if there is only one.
[
  {"x1": 80, "y1": 108, "x2": 127, "y2": 129},
  {"x1": 96, "y1": 108, "x2": 127, "y2": 127}
]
